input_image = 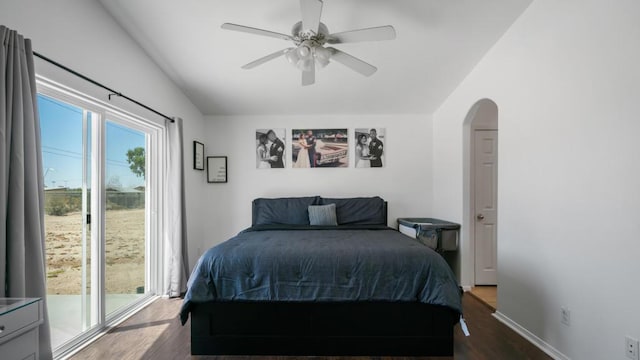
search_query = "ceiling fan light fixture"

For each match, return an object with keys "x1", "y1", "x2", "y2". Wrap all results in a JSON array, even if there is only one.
[
  {"x1": 285, "y1": 49, "x2": 300, "y2": 64},
  {"x1": 314, "y1": 46, "x2": 331, "y2": 68},
  {"x1": 315, "y1": 46, "x2": 331, "y2": 60},
  {"x1": 286, "y1": 43, "x2": 325, "y2": 71},
  {"x1": 316, "y1": 57, "x2": 330, "y2": 68},
  {"x1": 297, "y1": 44, "x2": 311, "y2": 58}
]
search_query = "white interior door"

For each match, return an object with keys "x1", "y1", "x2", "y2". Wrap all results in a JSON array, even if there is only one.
[{"x1": 474, "y1": 130, "x2": 498, "y2": 285}]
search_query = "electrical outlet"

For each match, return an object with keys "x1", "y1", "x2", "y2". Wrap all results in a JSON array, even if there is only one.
[
  {"x1": 560, "y1": 307, "x2": 570, "y2": 326},
  {"x1": 626, "y1": 336, "x2": 639, "y2": 360}
]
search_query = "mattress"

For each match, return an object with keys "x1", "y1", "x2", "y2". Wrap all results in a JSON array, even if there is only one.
[{"x1": 180, "y1": 224, "x2": 462, "y2": 324}]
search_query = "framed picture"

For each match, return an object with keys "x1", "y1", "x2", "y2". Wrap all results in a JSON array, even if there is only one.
[
  {"x1": 354, "y1": 128, "x2": 385, "y2": 168},
  {"x1": 193, "y1": 141, "x2": 205, "y2": 170},
  {"x1": 291, "y1": 129, "x2": 348, "y2": 168},
  {"x1": 207, "y1": 156, "x2": 227, "y2": 183},
  {"x1": 256, "y1": 129, "x2": 286, "y2": 169}
]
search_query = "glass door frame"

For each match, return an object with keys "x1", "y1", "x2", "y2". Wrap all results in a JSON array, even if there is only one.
[
  {"x1": 102, "y1": 111, "x2": 164, "y2": 322},
  {"x1": 37, "y1": 77, "x2": 165, "y2": 358},
  {"x1": 80, "y1": 107, "x2": 91, "y2": 331}
]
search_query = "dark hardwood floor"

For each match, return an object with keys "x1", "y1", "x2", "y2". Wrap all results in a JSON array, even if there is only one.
[{"x1": 70, "y1": 294, "x2": 552, "y2": 360}]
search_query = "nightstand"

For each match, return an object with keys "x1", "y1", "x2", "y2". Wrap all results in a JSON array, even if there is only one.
[{"x1": 0, "y1": 298, "x2": 44, "y2": 360}]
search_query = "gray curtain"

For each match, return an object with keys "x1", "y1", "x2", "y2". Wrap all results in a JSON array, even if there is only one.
[
  {"x1": 164, "y1": 117, "x2": 189, "y2": 297},
  {"x1": 0, "y1": 25, "x2": 53, "y2": 360}
]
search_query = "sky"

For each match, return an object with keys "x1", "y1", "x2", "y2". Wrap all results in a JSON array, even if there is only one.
[{"x1": 38, "y1": 94, "x2": 146, "y2": 190}]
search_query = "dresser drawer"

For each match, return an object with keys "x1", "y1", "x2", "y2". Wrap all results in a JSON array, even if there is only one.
[
  {"x1": 0, "y1": 301, "x2": 41, "y2": 341},
  {"x1": 0, "y1": 327, "x2": 38, "y2": 360}
]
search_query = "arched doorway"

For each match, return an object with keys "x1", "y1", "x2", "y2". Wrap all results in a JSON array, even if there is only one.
[{"x1": 463, "y1": 99, "x2": 498, "y2": 305}]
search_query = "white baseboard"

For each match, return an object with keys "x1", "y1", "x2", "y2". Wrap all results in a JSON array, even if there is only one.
[
  {"x1": 461, "y1": 285, "x2": 473, "y2": 292},
  {"x1": 493, "y1": 311, "x2": 570, "y2": 360}
]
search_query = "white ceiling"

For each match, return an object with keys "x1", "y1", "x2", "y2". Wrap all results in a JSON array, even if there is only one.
[{"x1": 99, "y1": 0, "x2": 532, "y2": 116}]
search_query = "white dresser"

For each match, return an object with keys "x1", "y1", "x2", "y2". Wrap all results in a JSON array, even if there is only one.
[{"x1": 0, "y1": 298, "x2": 44, "y2": 360}]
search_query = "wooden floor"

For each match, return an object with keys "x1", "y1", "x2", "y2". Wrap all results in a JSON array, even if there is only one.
[
  {"x1": 70, "y1": 293, "x2": 551, "y2": 360},
  {"x1": 468, "y1": 286, "x2": 497, "y2": 310}
]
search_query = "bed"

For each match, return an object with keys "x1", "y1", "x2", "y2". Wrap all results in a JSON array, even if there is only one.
[{"x1": 180, "y1": 196, "x2": 462, "y2": 356}]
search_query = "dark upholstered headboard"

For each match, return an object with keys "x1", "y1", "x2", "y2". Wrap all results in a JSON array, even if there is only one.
[{"x1": 252, "y1": 196, "x2": 387, "y2": 226}]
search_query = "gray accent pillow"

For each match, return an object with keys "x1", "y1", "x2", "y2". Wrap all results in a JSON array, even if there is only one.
[
  {"x1": 253, "y1": 196, "x2": 320, "y2": 225},
  {"x1": 308, "y1": 204, "x2": 338, "y2": 226},
  {"x1": 319, "y1": 196, "x2": 386, "y2": 225}
]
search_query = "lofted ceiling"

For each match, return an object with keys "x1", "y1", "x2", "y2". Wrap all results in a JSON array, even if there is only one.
[{"x1": 99, "y1": 0, "x2": 532, "y2": 116}]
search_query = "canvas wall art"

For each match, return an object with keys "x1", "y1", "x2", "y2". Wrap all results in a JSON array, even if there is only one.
[
  {"x1": 291, "y1": 129, "x2": 348, "y2": 168},
  {"x1": 354, "y1": 128, "x2": 385, "y2": 168},
  {"x1": 256, "y1": 129, "x2": 286, "y2": 169}
]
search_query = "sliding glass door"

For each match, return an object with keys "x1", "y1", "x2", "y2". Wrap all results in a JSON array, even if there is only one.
[
  {"x1": 105, "y1": 120, "x2": 148, "y2": 316},
  {"x1": 38, "y1": 84, "x2": 161, "y2": 354},
  {"x1": 39, "y1": 94, "x2": 97, "y2": 347}
]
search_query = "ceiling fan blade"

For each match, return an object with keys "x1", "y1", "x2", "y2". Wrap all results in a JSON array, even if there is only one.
[
  {"x1": 327, "y1": 25, "x2": 396, "y2": 44},
  {"x1": 302, "y1": 61, "x2": 315, "y2": 86},
  {"x1": 327, "y1": 47, "x2": 377, "y2": 77},
  {"x1": 300, "y1": 0, "x2": 323, "y2": 34},
  {"x1": 221, "y1": 23, "x2": 293, "y2": 41},
  {"x1": 241, "y1": 48, "x2": 293, "y2": 69}
]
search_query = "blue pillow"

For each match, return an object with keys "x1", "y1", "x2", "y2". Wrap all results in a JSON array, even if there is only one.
[
  {"x1": 253, "y1": 196, "x2": 320, "y2": 225},
  {"x1": 319, "y1": 197, "x2": 386, "y2": 225},
  {"x1": 308, "y1": 204, "x2": 338, "y2": 226}
]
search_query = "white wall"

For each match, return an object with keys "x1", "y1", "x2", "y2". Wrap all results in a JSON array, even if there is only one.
[
  {"x1": 0, "y1": 0, "x2": 207, "y2": 271},
  {"x1": 201, "y1": 114, "x2": 434, "y2": 251},
  {"x1": 432, "y1": 0, "x2": 640, "y2": 359}
]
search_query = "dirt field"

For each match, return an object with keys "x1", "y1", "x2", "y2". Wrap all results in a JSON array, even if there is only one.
[{"x1": 45, "y1": 209, "x2": 145, "y2": 295}]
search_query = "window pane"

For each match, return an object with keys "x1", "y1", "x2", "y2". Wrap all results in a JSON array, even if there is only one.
[
  {"x1": 105, "y1": 121, "x2": 147, "y2": 315},
  {"x1": 39, "y1": 94, "x2": 93, "y2": 348}
]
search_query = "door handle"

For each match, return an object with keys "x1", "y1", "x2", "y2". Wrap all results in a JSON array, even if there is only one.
[{"x1": 477, "y1": 214, "x2": 485, "y2": 220}]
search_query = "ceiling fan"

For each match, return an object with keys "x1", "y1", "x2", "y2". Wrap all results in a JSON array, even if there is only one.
[{"x1": 221, "y1": 0, "x2": 396, "y2": 86}]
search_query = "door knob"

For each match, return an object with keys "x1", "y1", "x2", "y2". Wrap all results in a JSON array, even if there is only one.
[{"x1": 477, "y1": 214, "x2": 485, "y2": 220}]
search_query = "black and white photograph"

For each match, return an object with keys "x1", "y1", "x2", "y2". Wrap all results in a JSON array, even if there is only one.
[
  {"x1": 292, "y1": 129, "x2": 348, "y2": 168},
  {"x1": 255, "y1": 129, "x2": 286, "y2": 169},
  {"x1": 354, "y1": 128, "x2": 385, "y2": 168}
]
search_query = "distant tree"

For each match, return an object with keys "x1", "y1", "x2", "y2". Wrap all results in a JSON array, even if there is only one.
[{"x1": 126, "y1": 147, "x2": 145, "y2": 178}]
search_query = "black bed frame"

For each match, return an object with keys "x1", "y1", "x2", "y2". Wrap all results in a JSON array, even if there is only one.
[
  {"x1": 190, "y1": 199, "x2": 458, "y2": 356},
  {"x1": 190, "y1": 301, "x2": 458, "y2": 356}
]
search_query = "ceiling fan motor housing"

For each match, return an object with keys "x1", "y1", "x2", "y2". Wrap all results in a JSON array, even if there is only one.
[{"x1": 292, "y1": 21, "x2": 329, "y2": 46}]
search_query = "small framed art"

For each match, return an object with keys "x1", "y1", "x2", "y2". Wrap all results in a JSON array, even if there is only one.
[
  {"x1": 193, "y1": 141, "x2": 205, "y2": 170},
  {"x1": 207, "y1": 156, "x2": 227, "y2": 183}
]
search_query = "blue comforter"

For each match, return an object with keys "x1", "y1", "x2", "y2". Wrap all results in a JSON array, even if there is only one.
[{"x1": 180, "y1": 225, "x2": 462, "y2": 324}]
